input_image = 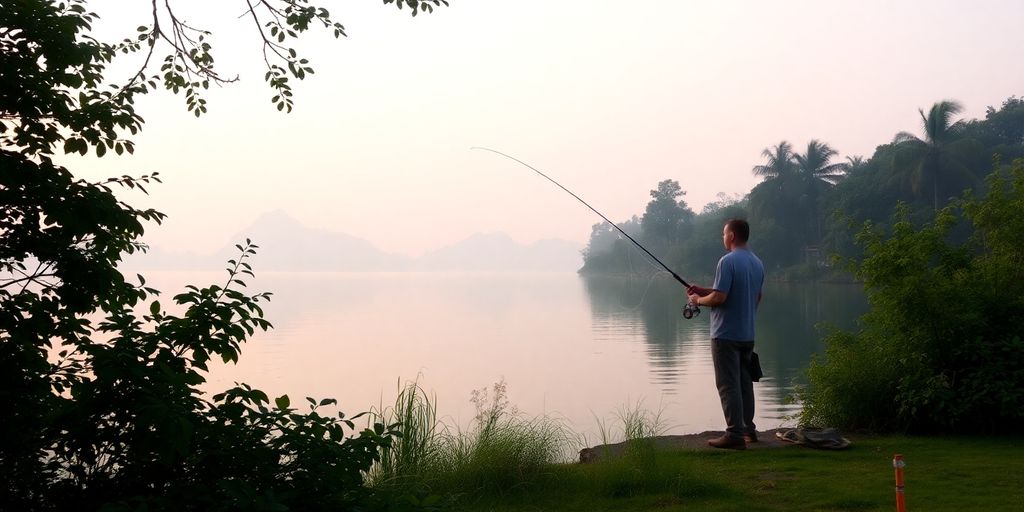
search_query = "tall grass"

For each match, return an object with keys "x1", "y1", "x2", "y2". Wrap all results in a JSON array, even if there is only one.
[
  {"x1": 368, "y1": 379, "x2": 573, "y2": 494},
  {"x1": 591, "y1": 399, "x2": 669, "y2": 459},
  {"x1": 369, "y1": 381, "x2": 709, "y2": 505},
  {"x1": 615, "y1": 399, "x2": 669, "y2": 442},
  {"x1": 369, "y1": 380, "x2": 440, "y2": 486}
]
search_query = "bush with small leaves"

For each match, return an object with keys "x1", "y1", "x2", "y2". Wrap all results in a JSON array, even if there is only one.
[
  {"x1": 1, "y1": 0, "x2": 445, "y2": 509},
  {"x1": 799, "y1": 159, "x2": 1024, "y2": 434}
]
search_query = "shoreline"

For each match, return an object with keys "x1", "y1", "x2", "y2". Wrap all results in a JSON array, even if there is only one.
[{"x1": 579, "y1": 428, "x2": 796, "y2": 462}]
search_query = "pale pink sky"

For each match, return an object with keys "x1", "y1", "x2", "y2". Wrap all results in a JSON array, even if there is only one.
[{"x1": 65, "y1": 0, "x2": 1024, "y2": 257}]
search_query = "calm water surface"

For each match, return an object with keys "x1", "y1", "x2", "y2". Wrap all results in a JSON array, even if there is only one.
[{"x1": 147, "y1": 272, "x2": 867, "y2": 438}]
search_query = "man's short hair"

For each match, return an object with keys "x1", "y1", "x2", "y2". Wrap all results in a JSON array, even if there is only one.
[{"x1": 725, "y1": 218, "x2": 750, "y2": 243}]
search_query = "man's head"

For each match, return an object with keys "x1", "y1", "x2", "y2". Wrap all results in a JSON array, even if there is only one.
[{"x1": 722, "y1": 218, "x2": 750, "y2": 250}]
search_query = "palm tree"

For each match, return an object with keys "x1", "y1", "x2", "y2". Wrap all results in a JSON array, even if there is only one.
[
  {"x1": 752, "y1": 141, "x2": 797, "y2": 182},
  {"x1": 750, "y1": 141, "x2": 799, "y2": 216},
  {"x1": 892, "y1": 100, "x2": 977, "y2": 210},
  {"x1": 794, "y1": 140, "x2": 849, "y2": 187},
  {"x1": 793, "y1": 140, "x2": 851, "y2": 243},
  {"x1": 845, "y1": 155, "x2": 866, "y2": 173},
  {"x1": 749, "y1": 141, "x2": 807, "y2": 259}
]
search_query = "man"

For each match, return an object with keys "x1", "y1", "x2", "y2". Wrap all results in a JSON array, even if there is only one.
[{"x1": 687, "y1": 218, "x2": 764, "y2": 450}]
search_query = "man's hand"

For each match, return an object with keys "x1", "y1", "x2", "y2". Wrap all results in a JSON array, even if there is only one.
[
  {"x1": 687, "y1": 285, "x2": 710, "y2": 306},
  {"x1": 688, "y1": 285, "x2": 713, "y2": 297}
]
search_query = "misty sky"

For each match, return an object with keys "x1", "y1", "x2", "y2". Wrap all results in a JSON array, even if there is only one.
[{"x1": 63, "y1": 0, "x2": 1024, "y2": 257}]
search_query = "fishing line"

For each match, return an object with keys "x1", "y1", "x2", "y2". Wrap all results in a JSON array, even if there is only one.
[
  {"x1": 620, "y1": 270, "x2": 666, "y2": 312},
  {"x1": 622, "y1": 241, "x2": 667, "y2": 311},
  {"x1": 621, "y1": 224, "x2": 665, "y2": 277}
]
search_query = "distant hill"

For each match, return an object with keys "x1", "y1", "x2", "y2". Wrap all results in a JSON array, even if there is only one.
[
  {"x1": 218, "y1": 210, "x2": 411, "y2": 271},
  {"x1": 122, "y1": 210, "x2": 410, "y2": 271},
  {"x1": 122, "y1": 211, "x2": 582, "y2": 272}
]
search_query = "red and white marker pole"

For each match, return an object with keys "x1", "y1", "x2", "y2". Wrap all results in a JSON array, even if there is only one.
[{"x1": 893, "y1": 454, "x2": 907, "y2": 512}]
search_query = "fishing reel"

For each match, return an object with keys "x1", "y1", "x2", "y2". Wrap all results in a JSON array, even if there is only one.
[
  {"x1": 682, "y1": 285, "x2": 711, "y2": 320},
  {"x1": 682, "y1": 302, "x2": 701, "y2": 319}
]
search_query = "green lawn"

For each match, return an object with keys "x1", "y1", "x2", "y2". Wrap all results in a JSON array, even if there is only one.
[{"x1": 441, "y1": 436, "x2": 1023, "y2": 512}]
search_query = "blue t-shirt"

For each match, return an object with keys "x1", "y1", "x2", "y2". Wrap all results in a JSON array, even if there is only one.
[{"x1": 710, "y1": 248, "x2": 764, "y2": 342}]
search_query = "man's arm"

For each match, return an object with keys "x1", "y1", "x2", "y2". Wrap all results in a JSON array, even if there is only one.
[
  {"x1": 687, "y1": 288, "x2": 727, "y2": 307},
  {"x1": 689, "y1": 256, "x2": 730, "y2": 307},
  {"x1": 695, "y1": 290, "x2": 727, "y2": 307}
]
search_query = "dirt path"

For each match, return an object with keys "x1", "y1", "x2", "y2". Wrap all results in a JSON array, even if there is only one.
[{"x1": 579, "y1": 429, "x2": 795, "y2": 463}]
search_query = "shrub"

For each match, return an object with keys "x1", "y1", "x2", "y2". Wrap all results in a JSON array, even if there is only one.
[
  {"x1": 1, "y1": 241, "x2": 398, "y2": 511},
  {"x1": 799, "y1": 159, "x2": 1024, "y2": 433}
]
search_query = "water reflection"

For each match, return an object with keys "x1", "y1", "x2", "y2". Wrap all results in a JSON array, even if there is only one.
[
  {"x1": 136, "y1": 271, "x2": 868, "y2": 435},
  {"x1": 581, "y1": 274, "x2": 868, "y2": 418}
]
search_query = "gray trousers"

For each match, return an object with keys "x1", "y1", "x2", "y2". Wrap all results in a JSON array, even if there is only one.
[{"x1": 711, "y1": 338, "x2": 756, "y2": 438}]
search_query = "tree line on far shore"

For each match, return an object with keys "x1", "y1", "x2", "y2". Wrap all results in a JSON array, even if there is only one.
[{"x1": 579, "y1": 96, "x2": 1024, "y2": 280}]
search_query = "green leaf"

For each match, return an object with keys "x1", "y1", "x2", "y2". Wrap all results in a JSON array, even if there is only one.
[
  {"x1": 150, "y1": 300, "x2": 160, "y2": 315},
  {"x1": 275, "y1": 395, "x2": 290, "y2": 409}
]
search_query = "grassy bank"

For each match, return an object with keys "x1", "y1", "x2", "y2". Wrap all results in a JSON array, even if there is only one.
[
  {"x1": 440, "y1": 435, "x2": 1023, "y2": 512},
  {"x1": 367, "y1": 382, "x2": 1022, "y2": 511}
]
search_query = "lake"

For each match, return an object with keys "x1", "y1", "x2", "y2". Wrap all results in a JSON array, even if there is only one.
[{"x1": 145, "y1": 271, "x2": 868, "y2": 440}]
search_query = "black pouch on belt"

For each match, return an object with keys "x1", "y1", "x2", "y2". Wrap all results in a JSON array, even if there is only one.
[{"x1": 750, "y1": 352, "x2": 764, "y2": 382}]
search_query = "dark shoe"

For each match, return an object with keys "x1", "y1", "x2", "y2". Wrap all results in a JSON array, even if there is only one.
[
  {"x1": 744, "y1": 431, "x2": 758, "y2": 443},
  {"x1": 708, "y1": 434, "x2": 746, "y2": 450}
]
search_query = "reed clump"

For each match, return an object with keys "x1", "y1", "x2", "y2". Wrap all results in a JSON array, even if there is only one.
[
  {"x1": 370, "y1": 382, "x2": 714, "y2": 505},
  {"x1": 368, "y1": 379, "x2": 572, "y2": 495}
]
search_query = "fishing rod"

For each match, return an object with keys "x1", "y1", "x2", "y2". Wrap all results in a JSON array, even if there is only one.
[{"x1": 471, "y1": 146, "x2": 710, "y2": 319}]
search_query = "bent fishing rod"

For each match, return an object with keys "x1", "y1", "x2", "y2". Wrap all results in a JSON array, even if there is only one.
[{"x1": 471, "y1": 146, "x2": 709, "y2": 319}]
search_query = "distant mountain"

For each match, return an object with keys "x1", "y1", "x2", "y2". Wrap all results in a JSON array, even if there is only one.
[
  {"x1": 414, "y1": 232, "x2": 582, "y2": 272},
  {"x1": 215, "y1": 210, "x2": 411, "y2": 271},
  {"x1": 123, "y1": 210, "x2": 409, "y2": 271},
  {"x1": 122, "y1": 211, "x2": 582, "y2": 272}
]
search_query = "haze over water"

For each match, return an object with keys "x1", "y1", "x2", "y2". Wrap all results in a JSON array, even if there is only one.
[
  {"x1": 72, "y1": 1, "x2": 1024, "y2": 259},
  {"x1": 72, "y1": 3, "x2": 1013, "y2": 427},
  {"x1": 145, "y1": 271, "x2": 867, "y2": 439}
]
